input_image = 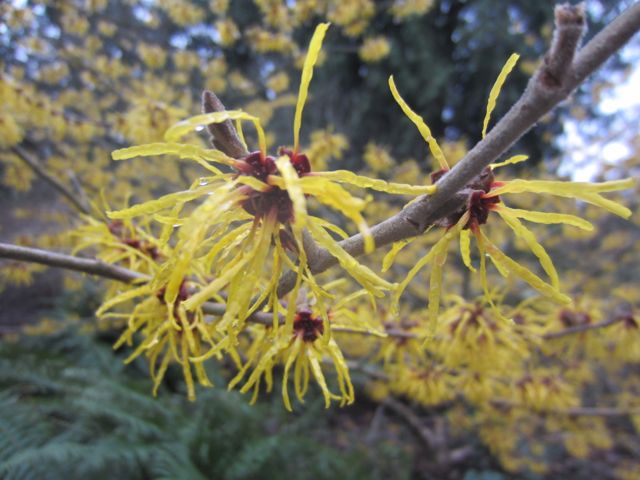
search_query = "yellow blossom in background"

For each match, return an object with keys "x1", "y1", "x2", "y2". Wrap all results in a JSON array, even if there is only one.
[
  {"x1": 246, "y1": 27, "x2": 294, "y2": 53},
  {"x1": 434, "y1": 299, "x2": 531, "y2": 373},
  {"x1": 61, "y1": 11, "x2": 90, "y2": 36},
  {"x1": 266, "y1": 71, "x2": 290, "y2": 93},
  {"x1": 328, "y1": 0, "x2": 375, "y2": 37},
  {"x1": 389, "y1": 362, "x2": 455, "y2": 406},
  {"x1": 160, "y1": 0, "x2": 205, "y2": 27},
  {"x1": 97, "y1": 20, "x2": 117, "y2": 37},
  {"x1": 38, "y1": 62, "x2": 71, "y2": 85},
  {"x1": 0, "y1": 261, "x2": 45, "y2": 292},
  {"x1": 216, "y1": 18, "x2": 241, "y2": 47},
  {"x1": 116, "y1": 99, "x2": 187, "y2": 144},
  {"x1": 227, "y1": 71, "x2": 256, "y2": 96},
  {"x1": 1, "y1": 153, "x2": 34, "y2": 191},
  {"x1": 389, "y1": 0, "x2": 435, "y2": 21},
  {"x1": 293, "y1": 0, "x2": 324, "y2": 25},
  {"x1": 209, "y1": 0, "x2": 229, "y2": 15},
  {"x1": 305, "y1": 128, "x2": 348, "y2": 171},
  {"x1": 358, "y1": 36, "x2": 391, "y2": 63},
  {"x1": 254, "y1": 0, "x2": 291, "y2": 29},
  {"x1": 0, "y1": 112, "x2": 24, "y2": 148},
  {"x1": 363, "y1": 142, "x2": 395, "y2": 173},
  {"x1": 138, "y1": 44, "x2": 168, "y2": 69}
]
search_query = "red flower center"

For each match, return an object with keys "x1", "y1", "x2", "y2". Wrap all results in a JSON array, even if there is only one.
[
  {"x1": 293, "y1": 309, "x2": 324, "y2": 342},
  {"x1": 432, "y1": 166, "x2": 501, "y2": 230},
  {"x1": 236, "y1": 148, "x2": 311, "y2": 224}
]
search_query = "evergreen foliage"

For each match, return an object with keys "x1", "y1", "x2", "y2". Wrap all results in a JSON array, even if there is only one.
[{"x1": 0, "y1": 330, "x2": 410, "y2": 480}]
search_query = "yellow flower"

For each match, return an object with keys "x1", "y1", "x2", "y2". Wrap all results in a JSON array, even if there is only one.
[
  {"x1": 389, "y1": 361, "x2": 454, "y2": 406},
  {"x1": 388, "y1": 54, "x2": 635, "y2": 331},
  {"x1": 1, "y1": 152, "x2": 34, "y2": 191},
  {"x1": 246, "y1": 27, "x2": 294, "y2": 54},
  {"x1": 363, "y1": 142, "x2": 395, "y2": 173},
  {"x1": 102, "y1": 24, "x2": 441, "y2": 402},
  {"x1": 389, "y1": 0, "x2": 435, "y2": 21},
  {"x1": 266, "y1": 71, "x2": 290, "y2": 94},
  {"x1": 510, "y1": 368, "x2": 579, "y2": 411},
  {"x1": 328, "y1": 0, "x2": 375, "y2": 37},
  {"x1": 0, "y1": 112, "x2": 23, "y2": 148},
  {"x1": 358, "y1": 36, "x2": 391, "y2": 63},
  {"x1": 227, "y1": 295, "x2": 355, "y2": 411},
  {"x1": 71, "y1": 212, "x2": 164, "y2": 275},
  {"x1": 305, "y1": 127, "x2": 348, "y2": 171},
  {"x1": 216, "y1": 18, "x2": 240, "y2": 47},
  {"x1": 434, "y1": 300, "x2": 530, "y2": 373},
  {"x1": 137, "y1": 44, "x2": 167, "y2": 69},
  {"x1": 97, "y1": 279, "x2": 215, "y2": 401}
]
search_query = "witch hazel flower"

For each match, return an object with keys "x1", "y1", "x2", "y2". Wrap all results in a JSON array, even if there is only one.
[
  {"x1": 386, "y1": 53, "x2": 634, "y2": 333},
  {"x1": 103, "y1": 24, "x2": 437, "y2": 398}
]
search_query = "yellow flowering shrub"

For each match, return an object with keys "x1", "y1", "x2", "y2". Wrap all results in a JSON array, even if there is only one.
[{"x1": 2, "y1": 3, "x2": 639, "y2": 477}]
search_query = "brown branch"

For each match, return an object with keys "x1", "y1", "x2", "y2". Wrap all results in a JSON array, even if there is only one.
[
  {"x1": 202, "y1": 90, "x2": 249, "y2": 159},
  {"x1": 0, "y1": 241, "x2": 632, "y2": 343},
  {"x1": 271, "y1": 2, "x2": 640, "y2": 298},
  {"x1": 0, "y1": 242, "x2": 146, "y2": 283},
  {"x1": 491, "y1": 399, "x2": 640, "y2": 417},
  {"x1": 382, "y1": 397, "x2": 438, "y2": 449},
  {"x1": 11, "y1": 145, "x2": 92, "y2": 215},
  {"x1": 541, "y1": 316, "x2": 624, "y2": 340}
]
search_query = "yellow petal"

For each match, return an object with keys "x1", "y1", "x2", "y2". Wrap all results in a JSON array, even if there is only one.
[
  {"x1": 498, "y1": 206, "x2": 594, "y2": 231},
  {"x1": 107, "y1": 186, "x2": 214, "y2": 219},
  {"x1": 294, "y1": 23, "x2": 330, "y2": 152},
  {"x1": 459, "y1": 229, "x2": 476, "y2": 272},
  {"x1": 388, "y1": 75, "x2": 448, "y2": 171},
  {"x1": 275, "y1": 156, "x2": 307, "y2": 230},
  {"x1": 490, "y1": 154, "x2": 528, "y2": 169},
  {"x1": 497, "y1": 208, "x2": 559, "y2": 288},
  {"x1": 282, "y1": 337, "x2": 303, "y2": 412},
  {"x1": 315, "y1": 170, "x2": 436, "y2": 195},
  {"x1": 482, "y1": 53, "x2": 519, "y2": 138},
  {"x1": 382, "y1": 239, "x2": 412, "y2": 272},
  {"x1": 307, "y1": 221, "x2": 392, "y2": 297},
  {"x1": 163, "y1": 111, "x2": 267, "y2": 155},
  {"x1": 112, "y1": 142, "x2": 237, "y2": 168},
  {"x1": 308, "y1": 348, "x2": 333, "y2": 408},
  {"x1": 300, "y1": 176, "x2": 374, "y2": 252},
  {"x1": 481, "y1": 231, "x2": 570, "y2": 304},
  {"x1": 488, "y1": 178, "x2": 634, "y2": 218},
  {"x1": 309, "y1": 215, "x2": 349, "y2": 239},
  {"x1": 181, "y1": 334, "x2": 196, "y2": 401},
  {"x1": 96, "y1": 284, "x2": 151, "y2": 316}
]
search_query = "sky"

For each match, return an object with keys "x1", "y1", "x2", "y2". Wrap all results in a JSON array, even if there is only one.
[{"x1": 559, "y1": 36, "x2": 640, "y2": 181}]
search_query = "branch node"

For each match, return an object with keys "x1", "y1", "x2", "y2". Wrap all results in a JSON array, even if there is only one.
[
  {"x1": 539, "y1": 2, "x2": 587, "y2": 90},
  {"x1": 202, "y1": 90, "x2": 249, "y2": 159}
]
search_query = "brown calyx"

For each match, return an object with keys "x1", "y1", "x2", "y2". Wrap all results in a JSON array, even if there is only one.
[{"x1": 293, "y1": 309, "x2": 324, "y2": 342}]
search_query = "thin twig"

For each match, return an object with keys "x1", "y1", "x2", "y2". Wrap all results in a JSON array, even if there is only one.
[
  {"x1": 0, "y1": 242, "x2": 146, "y2": 283},
  {"x1": 1, "y1": 241, "x2": 633, "y2": 344},
  {"x1": 11, "y1": 145, "x2": 92, "y2": 215},
  {"x1": 541, "y1": 316, "x2": 624, "y2": 340},
  {"x1": 382, "y1": 397, "x2": 438, "y2": 449},
  {"x1": 491, "y1": 399, "x2": 640, "y2": 417}
]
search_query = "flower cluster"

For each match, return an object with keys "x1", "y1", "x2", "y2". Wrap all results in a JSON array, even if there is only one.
[
  {"x1": 386, "y1": 54, "x2": 634, "y2": 332},
  {"x1": 98, "y1": 24, "x2": 436, "y2": 407}
]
